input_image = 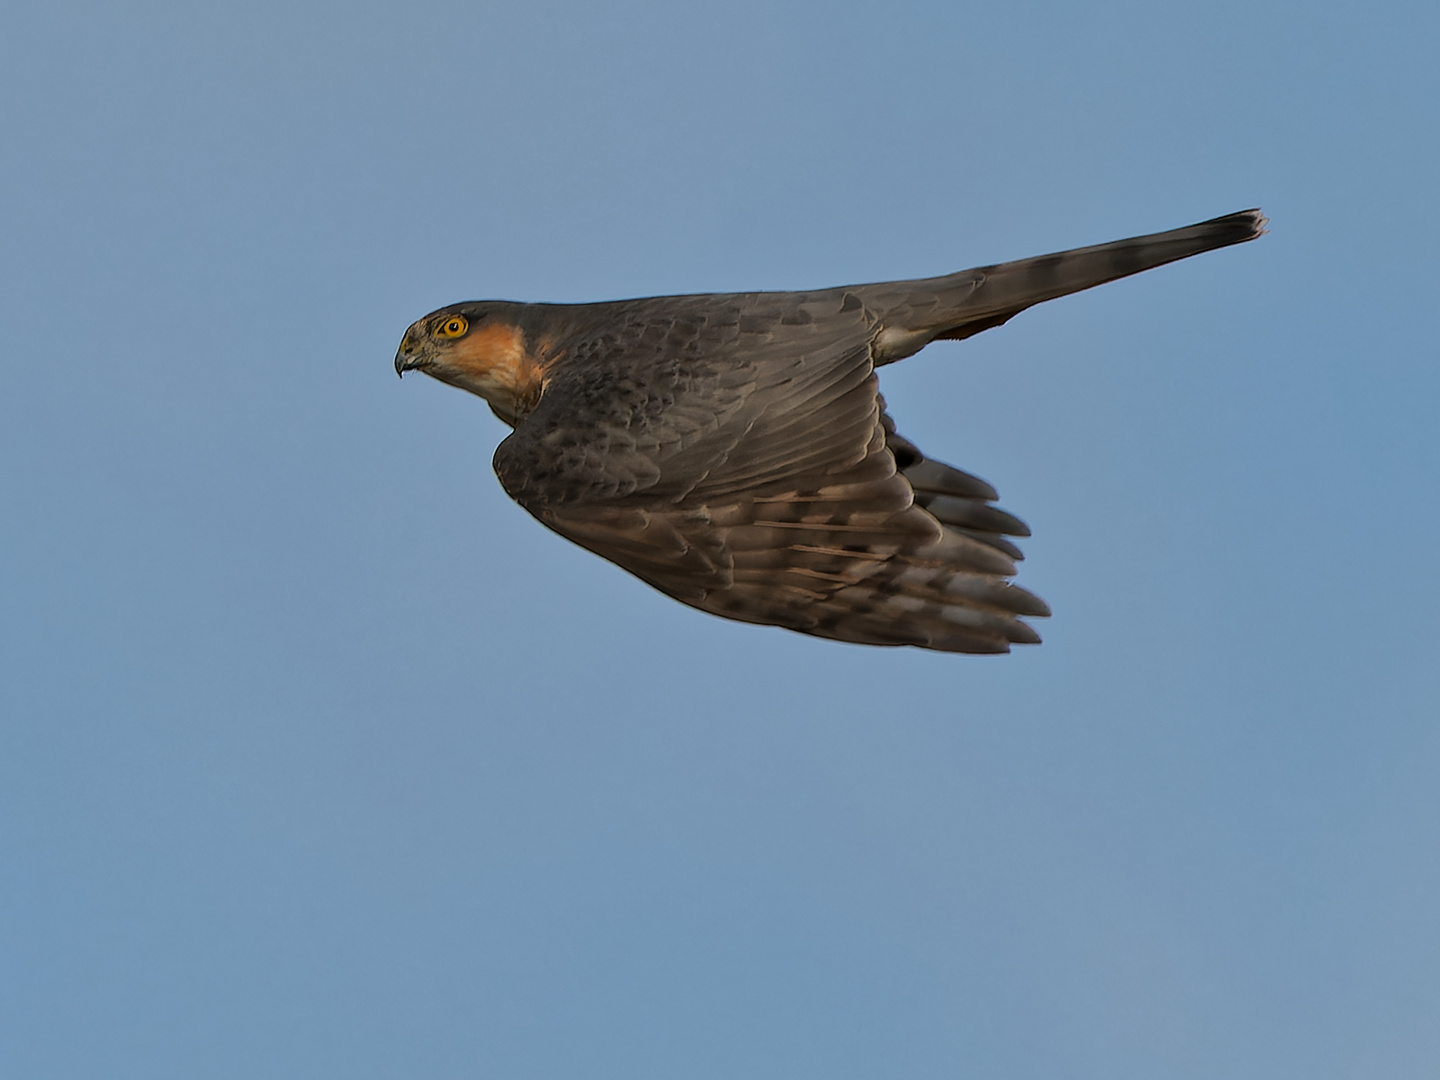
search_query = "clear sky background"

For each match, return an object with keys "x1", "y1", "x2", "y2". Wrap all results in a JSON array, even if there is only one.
[{"x1": 2, "y1": 2, "x2": 1437, "y2": 1078}]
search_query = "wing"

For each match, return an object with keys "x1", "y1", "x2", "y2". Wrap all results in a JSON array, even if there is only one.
[{"x1": 493, "y1": 294, "x2": 1048, "y2": 653}]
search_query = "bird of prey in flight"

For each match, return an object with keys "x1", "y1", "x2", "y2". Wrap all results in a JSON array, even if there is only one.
[{"x1": 396, "y1": 209, "x2": 1265, "y2": 653}]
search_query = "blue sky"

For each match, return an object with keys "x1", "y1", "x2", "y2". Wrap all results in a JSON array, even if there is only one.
[{"x1": 2, "y1": 2, "x2": 1437, "y2": 1077}]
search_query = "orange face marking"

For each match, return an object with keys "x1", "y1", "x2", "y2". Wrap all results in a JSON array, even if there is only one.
[
  {"x1": 448, "y1": 321, "x2": 525, "y2": 378},
  {"x1": 441, "y1": 321, "x2": 545, "y2": 424}
]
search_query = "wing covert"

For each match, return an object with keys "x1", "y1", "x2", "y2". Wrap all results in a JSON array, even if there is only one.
[{"x1": 493, "y1": 291, "x2": 1048, "y2": 653}]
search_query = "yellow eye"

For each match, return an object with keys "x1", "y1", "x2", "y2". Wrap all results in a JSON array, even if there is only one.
[{"x1": 435, "y1": 315, "x2": 469, "y2": 339}]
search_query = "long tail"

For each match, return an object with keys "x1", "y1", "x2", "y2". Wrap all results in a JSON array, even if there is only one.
[{"x1": 867, "y1": 209, "x2": 1266, "y2": 362}]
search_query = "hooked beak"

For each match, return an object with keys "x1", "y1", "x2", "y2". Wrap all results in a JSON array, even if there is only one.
[{"x1": 394, "y1": 333, "x2": 426, "y2": 378}]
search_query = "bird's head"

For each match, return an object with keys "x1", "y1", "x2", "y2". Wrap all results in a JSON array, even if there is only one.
[{"x1": 395, "y1": 301, "x2": 544, "y2": 424}]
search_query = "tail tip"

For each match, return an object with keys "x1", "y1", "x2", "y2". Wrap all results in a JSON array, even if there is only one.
[{"x1": 1240, "y1": 207, "x2": 1269, "y2": 239}]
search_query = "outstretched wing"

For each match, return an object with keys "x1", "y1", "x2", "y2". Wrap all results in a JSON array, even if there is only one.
[{"x1": 493, "y1": 294, "x2": 1047, "y2": 653}]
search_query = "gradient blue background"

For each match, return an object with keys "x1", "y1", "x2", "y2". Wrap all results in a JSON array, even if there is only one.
[{"x1": 3, "y1": 2, "x2": 1437, "y2": 1077}]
